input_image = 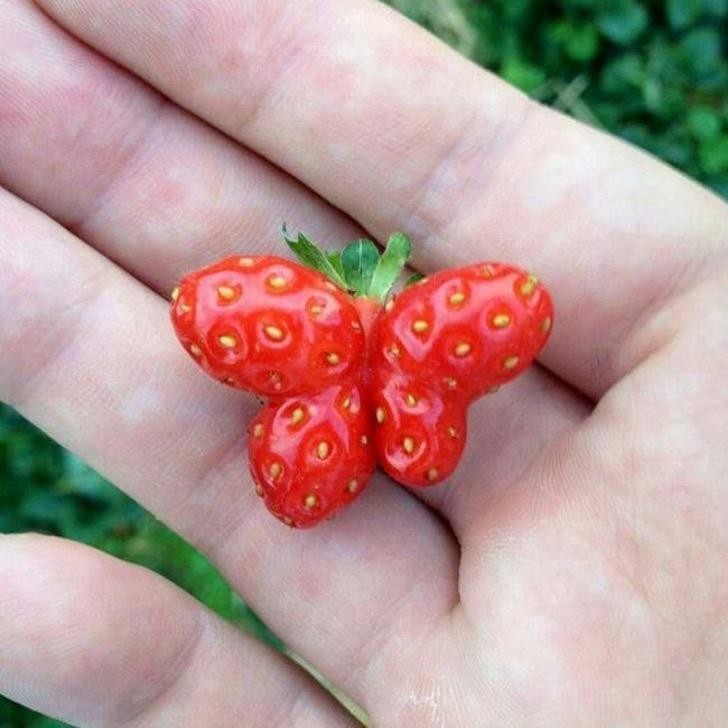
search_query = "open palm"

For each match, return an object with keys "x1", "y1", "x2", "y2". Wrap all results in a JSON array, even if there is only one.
[{"x1": 2, "y1": 2, "x2": 727, "y2": 726}]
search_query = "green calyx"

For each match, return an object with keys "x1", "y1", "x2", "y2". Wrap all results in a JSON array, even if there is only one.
[{"x1": 282, "y1": 224, "x2": 412, "y2": 302}]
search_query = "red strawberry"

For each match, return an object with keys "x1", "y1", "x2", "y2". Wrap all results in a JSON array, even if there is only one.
[
  {"x1": 170, "y1": 255, "x2": 365, "y2": 397},
  {"x1": 170, "y1": 231, "x2": 412, "y2": 527},
  {"x1": 170, "y1": 229, "x2": 554, "y2": 525},
  {"x1": 248, "y1": 384, "x2": 375, "y2": 527},
  {"x1": 369, "y1": 263, "x2": 553, "y2": 486}
]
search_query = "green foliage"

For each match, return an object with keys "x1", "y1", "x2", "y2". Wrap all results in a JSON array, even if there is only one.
[{"x1": 3, "y1": 2, "x2": 727, "y2": 724}]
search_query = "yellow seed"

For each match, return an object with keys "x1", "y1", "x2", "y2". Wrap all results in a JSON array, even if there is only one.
[
  {"x1": 255, "y1": 485, "x2": 263, "y2": 497},
  {"x1": 385, "y1": 299, "x2": 395, "y2": 313},
  {"x1": 351, "y1": 320, "x2": 361, "y2": 330},
  {"x1": 283, "y1": 516, "x2": 294, "y2": 526},
  {"x1": 217, "y1": 285, "x2": 236, "y2": 301},
  {"x1": 454, "y1": 342, "x2": 471, "y2": 357},
  {"x1": 447, "y1": 426, "x2": 458, "y2": 438},
  {"x1": 416, "y1": 277, "x2": 428, "y2": 286},
  {"x1": 238, "y1": 257, "x2": 254, "y2": 267},
  {"x1": 541, "y1": 316, "x2": 552, "y2": 333},
  {"x1": 310, "y1": 304, "x2": 324, "y2": 315},
  {"x1": 170, "y1": 286, "x2": 180, "y2": 301},
  {"x1": 492, "y1": 313, "x2": 511, "y2": 328},
  {"x1": 426, "y1": 468, "x2": 439, "y2": 482},
  {"x1": 290, "y1": 407, "x2": 305, "y2": 425},
  {"x1": 449, "y1": 291, "x2": 466, "y2": 306},
  {"x1": 403, "y1": 436, "x2": 415, "y2": 454},
  {"x1": 252, "y1": 423, "x2": 264, "y2": 438},
  {"x1": 405, "y1": 393, "x2": 417, "y2": 407},
  {"x1": 489, "y1": 385, "x2": 500, "y2": 394},
  {"x1": 269, "y1": 462, "x2": 283, "y2": 479},
  {"x1": 504, "y1": 355, "x2": 520, "y2": 370},
  {"x1": 444, "y1": 377, "x2": 457, "y2": 389},
  {"x1": 264, "y1": 325, "x2": 284, "y2": 341},
  {"x1": 376, "y1": 407, "x2": 386, "y2": 424},
  {"x1": 480, "y1": 264, "x2": 495, "y2": 278},
  {"x1": 179, "y1": 303, "x2": 191, "y2": 313},
  {"x1": 326, "y1": 352, "x2": 340, "y2": 365},
  {"x1": 412, "y1": 320, "x2": 429, "y2": 334},
  {"x1": 304, "y1": 493, "x2": 318, "y2": 509},
  {"x1": 360, "y1": 435, "x2": 369, "y2": 446},
  {"x1": 270, "y1": 372, "x2": 282, "y2": 384},
  {"x1": 190, "y1": 344, "x2": 202, "y2": 356},
  {"x1": 520, "y1": 274, "x2": 538, "y2": 297},
  {"x1": 316, "y1": 441, "x2": 330, "y2": 460},
  {"x1": 389, "y1": 344, "x2": 401, "y2": 358},
  {"x1": 218, "y1": 334, "x2": 237, "y2": 348},
  {"x1": 268, "y1": 275, "x2": 287, "y2": 291},
  {"x1": 324, "y1": 281, "x2": 338, "y2": 291},
  {"x1": 347, "y1": 479, "x2": 359, "y2": 493},
  {"x1": 342, "y1": 397, "x2": 351, "y2": 410}
]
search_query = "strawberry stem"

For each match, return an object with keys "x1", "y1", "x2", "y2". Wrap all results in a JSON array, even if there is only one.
[
  {"x1": 282, "y1": 225, "x2": 411, "y2": 302},
  {"x1": 368, "y1": 233, "x2": 411, "y2": 300}
]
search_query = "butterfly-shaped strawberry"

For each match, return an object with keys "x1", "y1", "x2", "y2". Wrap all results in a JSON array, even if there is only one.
[{"x1": 170, "y1": 230, "x2": 553, "y2": 527}]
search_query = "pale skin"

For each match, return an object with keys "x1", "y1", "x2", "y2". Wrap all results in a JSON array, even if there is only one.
[{"x1": 1, "y1": 1, "x2": 727, "y2": 726}]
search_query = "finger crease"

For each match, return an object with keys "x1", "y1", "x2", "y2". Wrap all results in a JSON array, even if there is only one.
[{"x1": 111, "y1": 610, "x2": 208, "y2": 727}]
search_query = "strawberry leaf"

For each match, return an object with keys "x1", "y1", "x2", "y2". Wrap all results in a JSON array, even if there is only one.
[
  {"x1": 405, "y1": 271, "x2": 426, "y2": 287},
  {"x1": 369, "y1": 232, "x2": 412, "y2": 301},
  {"x1": 341, "y1": 239, "x2": 380, "y2": 297},
  {"x1": 283, "y1": 225, "x2": 412, "y2": 301},
  {"x1": 326, "y1": 251, "x2": 346, "y2": 282},
  {"x1": 282, "y1": 224, "x2": 348, "y2": 291}
]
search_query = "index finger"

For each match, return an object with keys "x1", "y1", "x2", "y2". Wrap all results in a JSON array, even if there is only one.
[{"x1": 38, "y1": 0, "x2": 728, "y2": 399}]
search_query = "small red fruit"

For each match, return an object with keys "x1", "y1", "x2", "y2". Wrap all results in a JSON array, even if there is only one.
[
  {"x1": 170, "y1": 230, "x2": 553, "y2": 526},
  {"x1": 170, "y1": 255, "x2": 365, "y2": 397},
  {"x1": 248, "y1": 384, "x2": 375, "y2": 528},
  {"x1": 369, "y1": 264, "x2": 553, "y2": 486}
]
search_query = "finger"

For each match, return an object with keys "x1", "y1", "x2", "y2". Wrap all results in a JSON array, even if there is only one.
[
  {"x1": 1, "y1": 0, "x2": 587, "y2": 538},
  {"x1": 0, "y1": 533, "x2": 354, "y2": 727},
  {"x1": 0, "y1": 188, "x2": 458, "y2": 709},
  {"x1": 38, "y1": 0, "x2": 728, "y2": 398},
  {"x1": 0, "y1": 0, "x2": 360, "y2": 295}
]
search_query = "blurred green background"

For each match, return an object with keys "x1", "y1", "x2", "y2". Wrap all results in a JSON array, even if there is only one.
[{"x1": 2, "y1": 0, "x2": 727, "y2": 725}]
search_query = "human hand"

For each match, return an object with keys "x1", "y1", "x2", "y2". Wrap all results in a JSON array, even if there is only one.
[{"x1": 1, "y1": 2, "x2": 727, "y2": 726}]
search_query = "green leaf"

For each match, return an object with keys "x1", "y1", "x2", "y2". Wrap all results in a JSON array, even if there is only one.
[
  {"x1": 369, "y1": 232, "x2": 412, "y2": 301},
  {"x1": 340, "y1": 239, "x2": 380, "y2": 296},
  {"x1": 699, "y1": 135, "x2": 728, "y2": 174},
  {"x1": 679, "y1": 28, "x2": 722, "y2": 75},
  {"x1": 667, "y1": 0, "x2": 704, "y2": 29},
  {"x1": 704, "y1": 0, "x2": 728, "y2": 16},
  {"x1": 687, "y1": 106, "x2": 723, "y2": 139},
  {"x1": 500, "y1": 57, "x2": 547, "y2": 92},
  {"x1": 565, "y1": 23, "x2": 600, "y2": 62},
  {"x1": 326, "y1": 251, "x2": 346, "y2": 281},
  {"x1": 600, "y1": 53, "x2": 645, "y2": 94},
  {"x1": 405, "y1": 272, "x2": 426, "y2": 287},
  {"x1": 282, "y1": 224, "x2": 348, "y2": 291},
  {"x1": 596, "y1": 0, "x2": 648, "y2": 44}
]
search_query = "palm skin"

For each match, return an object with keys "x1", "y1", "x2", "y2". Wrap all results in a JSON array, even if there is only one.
[{"x1": 1, "y1": 1, "x2": 727, "y2": 726}]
